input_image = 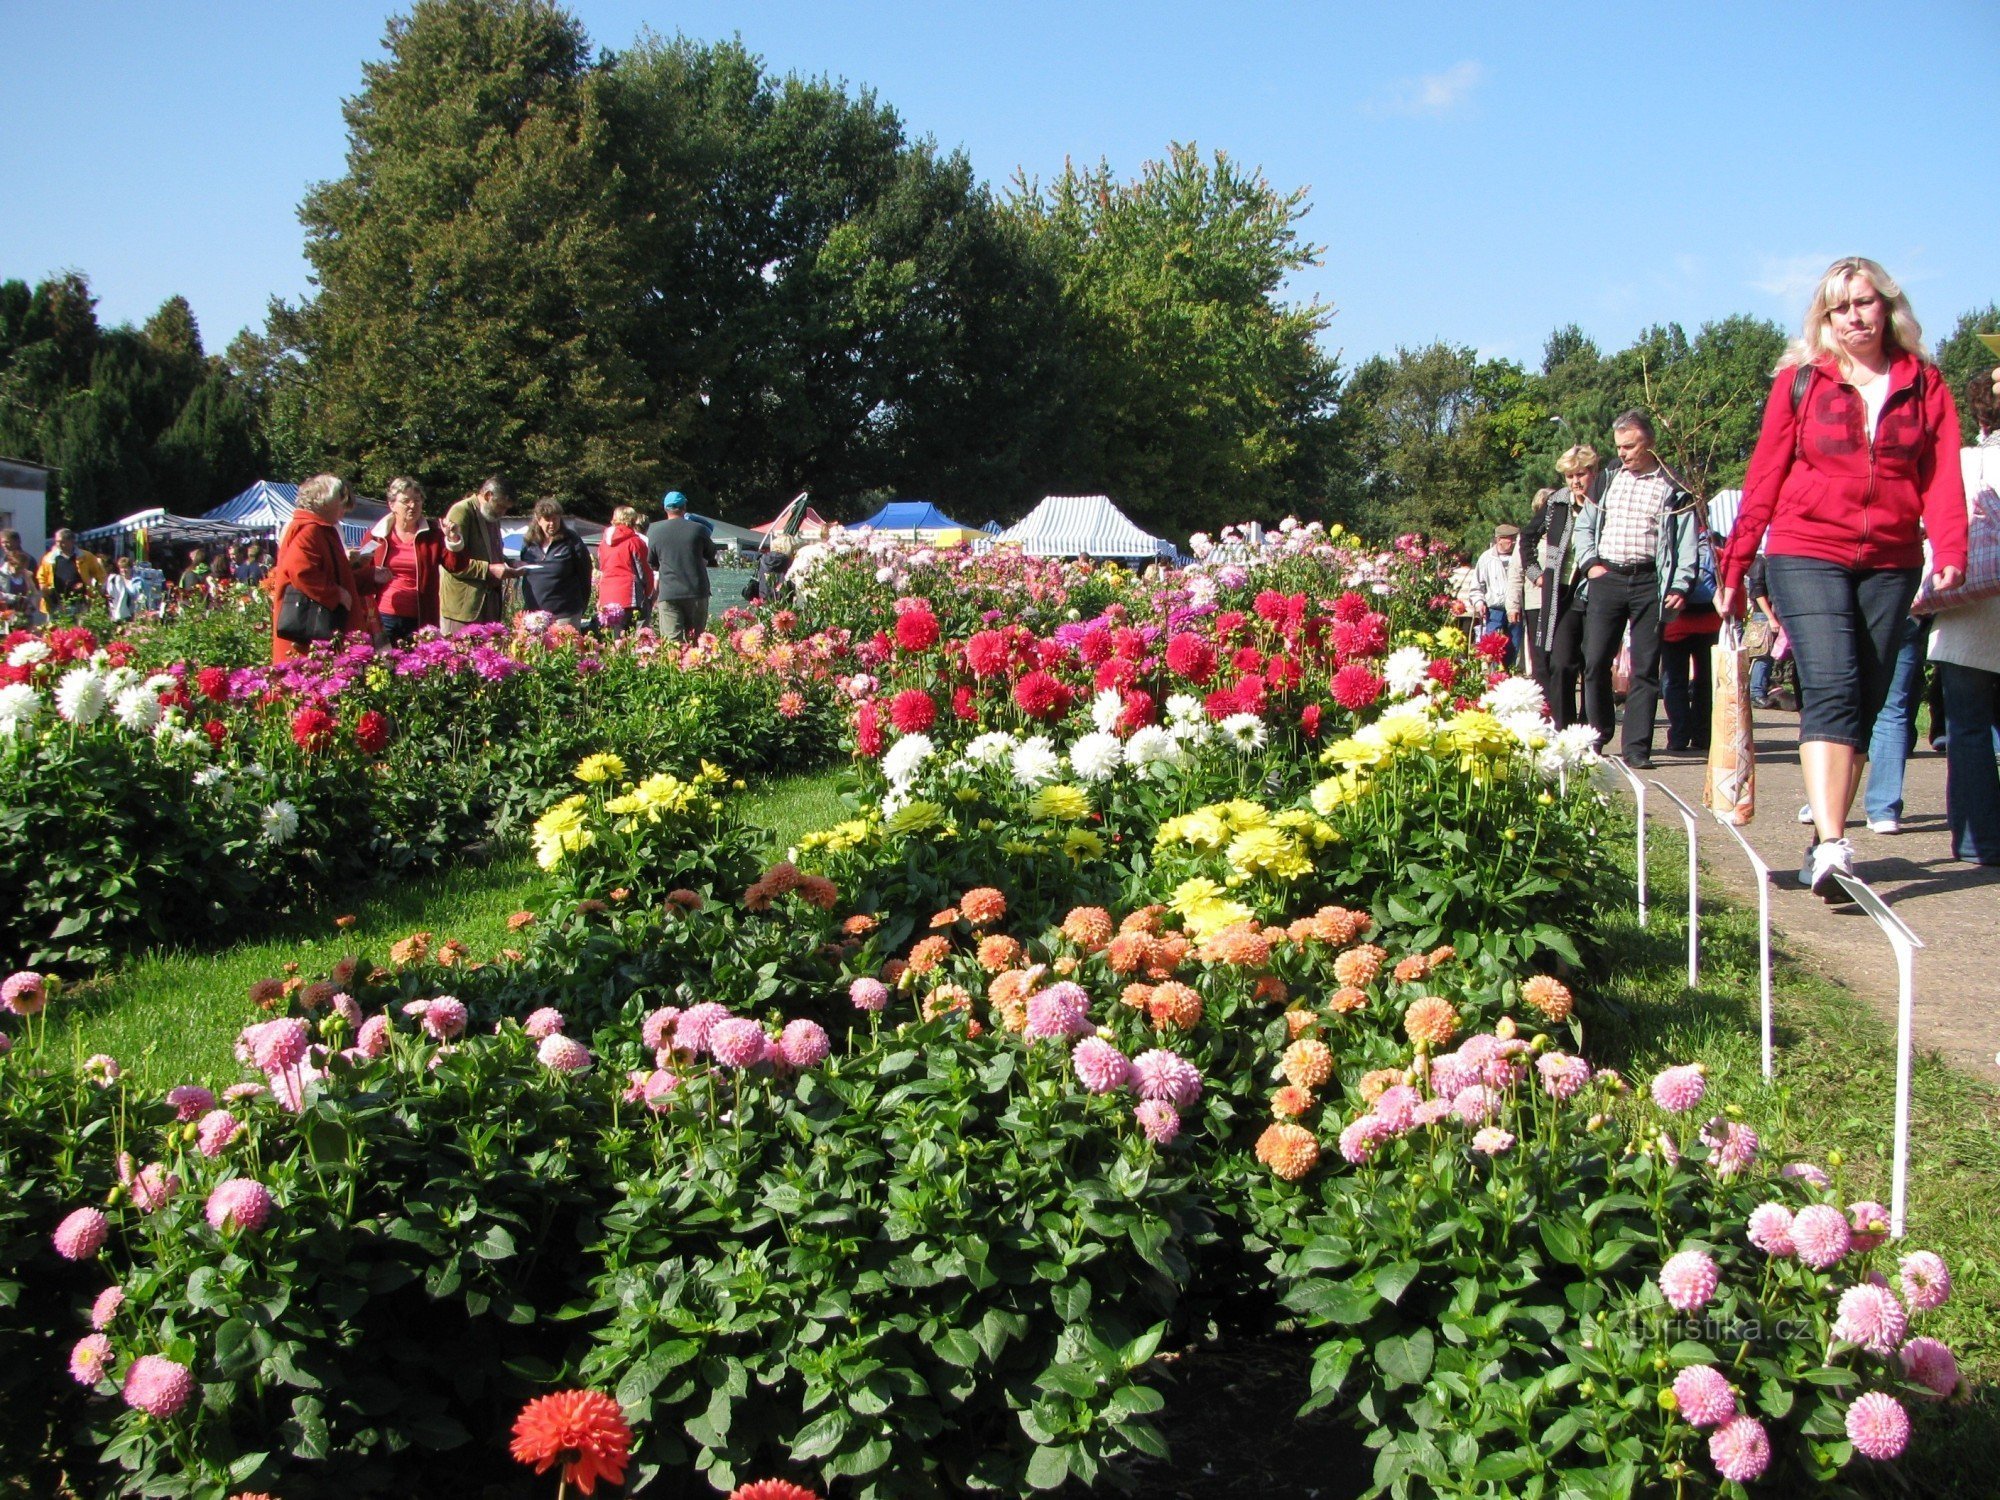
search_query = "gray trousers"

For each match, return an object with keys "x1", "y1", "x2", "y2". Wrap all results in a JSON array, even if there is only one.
[{"x1": 656, "y1": 595, "x2": 710, "y2": 641}]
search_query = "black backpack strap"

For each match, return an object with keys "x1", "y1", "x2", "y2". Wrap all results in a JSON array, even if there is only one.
[{"x1": 1790, "y1": 364, "x2": 1814, "y2": 460}]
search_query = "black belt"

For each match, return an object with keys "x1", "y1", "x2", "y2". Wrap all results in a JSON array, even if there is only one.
[{"x1": 1599, "y1": 560, "x2": 1656, "y2": 576}]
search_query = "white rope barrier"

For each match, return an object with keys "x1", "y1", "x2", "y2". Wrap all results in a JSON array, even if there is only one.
[
  {"x1": 1606, "y1": 757, "x2": 1648, "y2": 927},
  {"x1": 1710, "y1": 812, "x2": 1775, "y2": 1082},
  {"x1": 1649, "y1": 781, "x2": 1701, "y2": 989},
  {"x1": 1829, "y1": 871, "x2": 1924, "y2": 1241}
]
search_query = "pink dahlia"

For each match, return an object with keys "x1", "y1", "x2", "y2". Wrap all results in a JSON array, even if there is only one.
[
  {"x1": 849, "y1": 978, "x2": 889, "y2": 1013},
  {"x1": 1026, "y1": 982, "x2": 1093, "y2": 1041},
  {"x1": 1746, "y1": 1203, "x2": 1795, "y2": 1258},
  {"x1": 640, "y1": 1070, "x2": 679, "y2": 1112},
  {"x1": 1470, "y1": 1127, "x2": 1515, "y2": 1156},
  {"x1": 205, "y1": 1178, "x2": 275, "y2": 1234},
  {"x1": 1649, "y1": 1063, "x2": 1707, "y2": 1113},
  {"x1": 122, "y1": 1355, "x2": 195, "y2": 1419},
  {"x1": 537, "y1": 1034, "x2": 592, "y2": 1073},
  {"x1": 129, "y1": 1163, "x2": 179, "y2": 1214},
  {"x1": 1673, "y1": 1365, "x2": 1737, "y2": 1429},
  {"x1": 1, "y1": 970, "x2": 46, "y2": 1016},
  {"x1": 252, "y1": 1017, "x2": 311, "y2": 1071},
  {"x1": 1338, "y1": 1114, "x2": 1393, "y2": 1164},
  {"x1": 1374, "y1": 1084, "x2": 1422, "y2": 1131},
  {"x1": 1845, "y1": 1391, "x2": 1911, "y2": 1461},
  {"x1": 708, "y1": 1018, "x2": 769, "y2": 1069},
  {"x1": 1413, "y1": 1097, "x2": 1454, "y2": 1127},
  {"x1": 1898, "y1": 1250, "x2": 1951, "y2": 1312},
  {"x1": 1698, "y1": 1117, "x2": 1760, "y2": 1178},
  {"x1": 90, "y1": 1285, "x2": 125, "y2": 1329},
  {"x1": 331, "y1": 992, "x2": 363, "y2": 1028},
  {"x1": 1707, "y1": 1415, "x2": 1770, "y2": 1483},
  {"x1": 1658, "y1": 1249, "x2": 1720, "y2": 1312},
  {"x1": 420, "y1": 999, "x2": 467, "y2": 1043},
  {"x1": 1131, "y1": 1049, "x2": 1202, "y2": 1109},
  {"x1": 675, "y1": 1001, "x2": 731, "y2": 1053},
  {"x1": 83, "y1": 1053, "x2": 120, "y2": 1087},
  {"x1": 356, "y1": 1013, "x2": 391, "y2": 1058},
  {"x1": 1134, "y1": 1100, "x2": 1181, "y2": 1144},
  {"x1": 1899, "y1": 1336, "x2": 1960, "y2": 1400},
  {"x1": 1536, "y1": 1052, "x2": 1592, "y2": 1101},
  {"x1": 779, "y1": 1019, "x2": 831, "y2": 1069},
  {"x1": 1790, "y1": 1203, "x2": 1852, "y2": 1269},
  {"x1": 1781, "y1": 1160, "x2": 1832, "y2": 1188},
  {"x1": 222, "y1": 1082, "x2": 267, "y2": 1103},
  {"x1": 642, "y1": 1006, "x2": 682, "y2": 1050},
  {"x1": 196, "y1": 1109, "x2": 243, "y2": 1157},
  {"x1": 1848, "y1": 1201, "x2": 1891, "y2": 1254},
  {"x1": 1427, "y1": 1055, "x2": 1475, "y2": 1098},
  {"x1": 524, "y1": 1007, "x2": 566, "y2": 1039},
  {"x1": 1450, "y1": 1085, "x2": 1502, "y2": 1126},
  {"x1": 1071, "y1": 1036, "x2": 1133, "y2": 1094},
  {"x1": 1832, "y1": 1283, "x2": 1908, "y2": 1356},
  {"x1": 165, "y1": 1084, "x2": 215, "y2": 1122},
  {"x1": 52, "y1": 1207, "x2": 108, "y2": 1261},
  {"x1": 70, "y1": 1334, "x2": 113, "y2": 1386}
]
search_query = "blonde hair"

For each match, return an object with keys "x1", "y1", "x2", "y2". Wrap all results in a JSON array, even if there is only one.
[
  {"x1": 1782, "y1": 256, "x2": 1928, "y2": 371},
  {"x1": 296, "y1": 474, "x2": 350, "y2": 517},
  {"x1": 1531, "y1": 486, "x2": 1556, "y2": 510},
  {"x1": 1554, "y1": 444, "x2": 1600, "y2": 477},
  {"x1": 611, "y1": 505, "x2": 642, "y2": 528}
]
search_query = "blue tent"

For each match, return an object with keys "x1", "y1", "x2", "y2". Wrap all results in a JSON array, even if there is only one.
[
  {"x1": 980, "y1": 519, "x2": 1003, "y2": 535},
  {"x1": 857, "y1": 500, "x2": 970, "y2": 534}
]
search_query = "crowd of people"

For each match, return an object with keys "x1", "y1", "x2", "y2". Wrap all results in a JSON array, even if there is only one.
[{"x1": 1461, "y1": 256, "x2": 1998, "y2": 887}]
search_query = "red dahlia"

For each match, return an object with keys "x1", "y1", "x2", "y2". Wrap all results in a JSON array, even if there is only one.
[
  {"x1": 1013, "y1": 670, "x2": 1070, "y2": 721},
  {"x1": 889, "y1": 689, "x2": 937, "y2": 734},
  {"x1": 197, "y1": 667, "x2": 231, "y2": 702},
  {"x1": 290, "y1": 707, "x2": 337, "y2": 752},
  {"x1": 509, "y1": 1390, "x2": 631, "y2": 1495},
  {"x1": 1164, "y1": 632, "x2": 1216, "y2": 684},
  {"x1": 964, "y1": 630, "x2": 1010, "y2": 678},
  {"x1": 354, "y1": 710, "x2": 391, "y2": 754},
  {"x1": 1330, "y1": 665, "x2": 1385, "y2": 712},
  {"x1": 894, "y1": 609, "x2": 940, "y2": 652}
]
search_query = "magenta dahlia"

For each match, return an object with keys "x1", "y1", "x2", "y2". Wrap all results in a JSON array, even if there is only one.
[
  {"x1": 1133, "y1": 1100, "x2": 1180, "y2": 1144},
  {"x1": 1899, "y1": 1336, "x2": 1960, "y2": 1400},
  {"x1": 1025, "y1": 982, "x2": 1093, "y2": 1041},
  {"x1": 1832, "y1": 1283, "x2": 1908, "y2": 1356},
  {"x1": 205, "y1": 1178, "x2": 275, "y2": 1234},
  {"x1": 90, "y1": 1285, "x2": 125, "y2": 1330},
  {"x1": 1131, "y1": 1048, "x2": 1202, "y2": 1109},
  {"x1": 1898, "y1": 1250, "x2": 1951, "y2": 1312},
  {"x1": 1648, "y1": 1063, "x2": 1707, "y2": 1113},
  {"x1": 165, "y1": 1084, "x2": 215, "y2": 1122},
  {"x1": 196, "y1": 1109, "x2": 242, "y2": 1158}
]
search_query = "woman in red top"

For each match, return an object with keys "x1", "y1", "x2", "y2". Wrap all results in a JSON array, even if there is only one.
[
  {"x1": 1718, "y1": 257, "x2": 1967, "y2": 894},
  {"x1": 265, "y1": 475, "x2": 360, "y2": 664},
  {"x1": 363, "y1": 476, "x2": 447, "y2": 644},
  {"x1": 593, "y1": 505, "x2": 654, "y2": 631}
]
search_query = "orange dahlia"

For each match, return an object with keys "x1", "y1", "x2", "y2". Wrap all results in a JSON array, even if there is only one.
[
  {"x1": 1356, "y1": 1067, "x2": 1405, "y2": 1104},
  {"x1": 1392, "y1": 953, "x2": 1431, "y2": 984},
  {"x1": 387, "y1": 931, "x2": 433, "y2": 967},
  {"x1": 1120, "y1": 981, "x2": 1156, "y2": 1011},
  {"x1": 1256, "y1": 975, "x2": 1290, "y2": 1006},
  {"x1": 1255, "y1": 1122, "x2": 1320, "y2": 1181},
  {"x1": 1202, "y1": 923, "x2": 1272, "y2": 969},
  {"x1": 510, "y1": 1390, "x2": 631, "y2": 1495},
  {"x1": 1311, "y1": 906, "x2": 1373, "y2": 945},
  {"x1": 507, "y1": 910, "x2": 537, "y2": 931},
  {"x1": 1403, "y1": 995, "x2": 1460, "y2": 1048},
  {"x1": 1282, "y1": 1007, "x2": 1314, "y2": 1039},
  {"x1": 729, "y1": 1481, "x2": 823, "y2": 1500},
  {"x1": 1119, "y1": 904, "x2": 1166, "y2": 935},
  {"x1": 795, "y1": 875, "x2": 839, "y2": 911},
  {"x1": 1060, "y1": 906, "x2": 1114, "y2": 951},
  {"x1": 1105, "y1": 931, "x2": 1153, "y2": 975},
  {"x1": 959, "y1": 886, "x2": 1008, "y2": 927},
  {"x1": 930, "y1": 907, "x2": 962, "y2": 930},
  {"x1": 905, "y1": 935, "x2": 952, "y2": 974},
  {"x1": 841, "y1": 913, "x2": 880, "y2": 936},
  {"x1": 1282, "y1": 1038, "x2": 1334, "y2": 1090},
  {"x1": 1147, "y1": 981, "x2": 1204, "y2": 1031},
  {"x1": 1328, "y1": 984, "x2": 1369, "y2": 1014},
  {"x1": 1427, "y1": 943, "x2": 1456, "y2": 968},
  {"x1": 1332, "y1": 944, "x2": 1386, "y2": 989},
  {"x1": 1520, "y1": 974, "x2": 1574, "y2": 1022},
  {"x1": 977, "y1": 934, "x2": 1023, "y2": 973},
  {"x1": 1145, "y1": 935, "x2": 1191, "y2": 979},
  {"x1": 1271, "y1": 1084, "x2": 1315, "y2": 1119}
]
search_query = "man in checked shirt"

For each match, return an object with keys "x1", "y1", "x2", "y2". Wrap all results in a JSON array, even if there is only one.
[{"x1": 1572, "y1": 409, "x2": 1699, "y2": 769}]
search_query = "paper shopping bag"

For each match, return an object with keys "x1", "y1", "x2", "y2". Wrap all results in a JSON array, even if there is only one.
[{"x1": 1704, "y1": 623, "x2": 1755, "y2": 824}]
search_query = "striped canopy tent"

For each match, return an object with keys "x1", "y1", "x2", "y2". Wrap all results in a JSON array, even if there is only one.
[
  {"x1": 77, "y1": 507, "x2": 245, "y2": 560},
  {"x1": 993, "y1": 494, "x2": 1175, "y2": 562},
  {"x1": 204, "y1": 480, "x2": 386, "y2": 548}
]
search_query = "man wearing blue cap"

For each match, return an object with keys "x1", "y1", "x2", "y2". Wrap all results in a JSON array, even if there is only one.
[{"x1": 645, "y1": 490, "x2": 716, "y2": 640}]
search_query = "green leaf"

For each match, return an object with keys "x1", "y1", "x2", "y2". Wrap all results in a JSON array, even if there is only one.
[
  {"x1": 1025, "y1": 1442, "x2": 1073, "y2": 1491},
  {"x1": 1375, "y1": 1328, "x2": 1435, "y2": 1390},
  {"x1": 788, "y1": 1408, "x2": 852, "y2": 1461}
]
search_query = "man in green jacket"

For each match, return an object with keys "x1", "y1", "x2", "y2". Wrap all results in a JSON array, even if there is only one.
[{"x1": 439, "y1": 476, "x2": 515, "y2": 634}]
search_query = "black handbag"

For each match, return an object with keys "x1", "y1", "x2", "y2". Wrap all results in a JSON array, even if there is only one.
[{"x1": 275, "y1": 584, "x2": 336, "y2": 645}]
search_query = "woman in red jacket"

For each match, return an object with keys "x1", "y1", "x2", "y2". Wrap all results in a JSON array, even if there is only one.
[
  {"x1": 593, "y1": 505, "x2": 654, "y2": 631},
  {"x1": 266, "y1": 475, "x2": 360, "y2": 664},
  {"x1": 1718, "y1": 257, "x2": 1967, "y2": 894},
  {"x1": 361, "y1": 476, "x2": 448, "y2": 644}
]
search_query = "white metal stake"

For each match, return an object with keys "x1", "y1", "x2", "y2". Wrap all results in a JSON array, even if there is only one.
[
  {"x1": 1607, "y1": 757, "x2": 1648, "y2": 927},
  {"x1": 1831, "y1": 872, "x2": 1924, "y2": 1240},
  {"x1": 1651, "y1": 781, "x2": 1701, "y2": 989},
  {"x1": 1712, "y1": 812, "x2": 1775, "y2": 1081}
]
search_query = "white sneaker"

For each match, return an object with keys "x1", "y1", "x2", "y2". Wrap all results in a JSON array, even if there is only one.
[
  {"x1": 1797, "y1": 803, "x2": 1815, "y2": 825},
  {"x1": 1867, "y1": 818, "x2": 1901, "y2": 835},
  {"x1": 1806, "y1": 837, "x2": 1855, "y2": 894}
]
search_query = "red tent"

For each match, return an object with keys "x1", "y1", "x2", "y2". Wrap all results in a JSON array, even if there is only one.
[{"x1": 752, "y1": 506, "x2": 831, "y2": 535}]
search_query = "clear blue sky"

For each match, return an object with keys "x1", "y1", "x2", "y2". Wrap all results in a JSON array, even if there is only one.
[{"x1": 3, "y1": 1, "x2": 1995, "y2": 371}]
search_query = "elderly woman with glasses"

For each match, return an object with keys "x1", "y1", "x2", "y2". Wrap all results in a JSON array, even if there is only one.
[
  {"x1": 266, "y1": 474, "x2": 360, "y2": 663},
  {"x1": 362, "y1": 476, "x2": 448, "y2": 644}
]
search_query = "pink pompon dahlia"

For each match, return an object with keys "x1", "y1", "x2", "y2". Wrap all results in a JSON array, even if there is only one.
[
  {"x1": 1832, "y1": 1283, "x2": 1908, "y2": 1356},
  {"x1": 1131, "y1": 1049, "x2": 1202, "y2": 1109},
  {"x1": 1790, "y1": 1203, "x2": 1853, "y2": 1270},
  {"x1": 1649, "y1": 1063, "x2": 1707, "y2": 1113},
  {"x1": 1698, "y1": 1117, "x2": 1760, "y2": 1178},
  {"x1": 83, "y1": 1053, "x2": 120, "y2": 1087},
  {"x1": 1470, "y1": 1127, "x2": 1515, "y2": 1156},
  {"x1": 1707, "y1": 1415, "x2": 1770, "y2": 1483},
  {"x1": 252, "y1": 1017, "x2": 312, "y2": 1072},
  {"x1": 1, "y1": 970, "x2": 47, "y2": 1015},
  {"x1": 1658, "y1": 1250, "x2": 1721, "y2": 1312},
  {"x1": 1338, "y1": 1114, "x2": 1394, "y2": 1164},
  {"x1": 779, "y1": 1019, "x2": 831, "y2": 1069},
  {"x1": 523, "y1": 1007, "x2": 566, "y2": 1039},
  {"x1": 1024, "y1": 982, "x2": 1093, "y2": 1041},
  {"x1": 1536, "y1": 1052, "x2": 1591, "y2": 1100},
  {"x1": 355, "y1": 1013, "x2": 391, "y2": 1058},
  {"x1": 90, "y1": 1285, "x2": 125, "y2": 1330},
  {"x1": 848, "y1": 977, "x2": 889, "y2": 1013},
  {"x1": 1450, "y1": 1085, "x2": 1502, "y2": 1125},
  {"x1": 165, "y1": 1084, "x2": 216, "y2": 1122},
  {"x1": 128, "y1": 1163, "x2": 180, "y2": 1214},
  {"x1": 205, "y1": 1178, "x2": 275, "y2": 1234},
  {"x1": 197, "y1": 1109, "x2": 243, "y2": 1158},
  {"x1": 1845, "y1": 1391, "x2": 1911, "y2": 1461},
  {"x1": 419, "y1": 998, "x2": 467, "y2": 1043},
  {"x1": 1848, "y1": 1201, "x2": 1891, "y2": 1254},
  {"x1": 1373, "y1": 1084, "x2": 1422, "y2": 1132},
  {"x1": 1898, "y1": 1250, "x2": 1951, "y2": 1313},
  {"x1": 1899, "y1": 1336, "x2": 1961, "y2": 1400},
  {"x1": 538, "y1": 1035, "x2": 593, "y2": 1074},
  {"x1": 1781, "y1": 1160, "x2": 1832, "y2": 1188},
  {"x1": 122, "y1": 1355, "x2": 196, "y2": 1419},
  {"x1": 707, "y1": 1018, "x2": 769, "y2": 1070},
  {"x1": 70, "y1": 1334, "x2": 113, "y2": 1386},
  {"x1": 1672, "y1": 1365, "x2": 1737, "y2": 1429},
  {"x1": 1071, "y1": 1036, "x2": 1133, "y2": 1094},
  {"x1": 1133, "y1": 1099, "x2": 1181, "y2": 1145},
  {"x1": 52, "y1": 1207, "x2": 108, "y2": 1261},
  {"x1": 642, "y1": 1006, "x2": 682, "y2": 1050},
  {"x1": 674, "y1": 1001, "x2": 731, "y2": 1053},
  {"x1": 1746, "y1": 1203, "x2": 1795, "y2": 1258}
]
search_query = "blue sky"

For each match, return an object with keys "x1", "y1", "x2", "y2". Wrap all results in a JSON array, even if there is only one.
[{"x1": 3, "y1": 1, "x2": 1995, "y2": 370}]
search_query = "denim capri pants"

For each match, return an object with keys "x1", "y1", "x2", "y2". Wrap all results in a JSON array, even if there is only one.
[{"x1": 1765, "y1": 557, "x2": 1921, "y2": 749}]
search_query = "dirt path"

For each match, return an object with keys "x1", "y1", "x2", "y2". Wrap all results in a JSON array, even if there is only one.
[{"x1": 1619, "y1": 708, "x2": 2000, "y2": 1081}]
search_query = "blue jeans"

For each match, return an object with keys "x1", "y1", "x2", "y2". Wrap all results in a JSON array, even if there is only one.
[
  {"x1": 1863, "y1": 616, "x2": 1929, "y2": 823},
  {"x1": 1764, "y1": 558, "x2": 1919, "y2": 748},
  {"x1": 1483, "y1": 606, "x2": 1520, "y2": 669},
  {"x1": 1941, "y1": 662, "x2": 2000, "y2": 864},
  {"x1": 1747, "y1": 612, "x2": 1774, "y2": 700}
]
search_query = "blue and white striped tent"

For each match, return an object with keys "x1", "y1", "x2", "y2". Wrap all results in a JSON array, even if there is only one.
[
  {"x1": 205, "y1": 480, "x2": 385, "y2": 547},
  {"x1": 993, "y1": 494, "x2": 1175, "y2": 562}
]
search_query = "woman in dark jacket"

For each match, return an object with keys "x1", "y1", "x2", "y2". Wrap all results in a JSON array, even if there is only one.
[
  {"x1": 1530, "y1": 444, "x2": 1599, "y2": 729},
  {"x1": 517, "y1": 499, "x2": 592, "y2": 625}
]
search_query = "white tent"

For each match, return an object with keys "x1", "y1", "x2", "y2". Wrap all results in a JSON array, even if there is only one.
[{"x1": 993, "y1": 494, "x2": 1174, "y2": 562}]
